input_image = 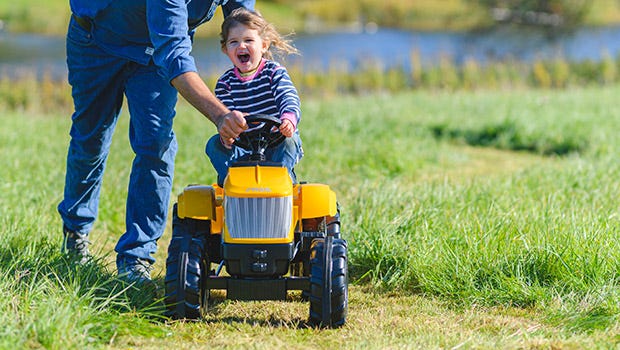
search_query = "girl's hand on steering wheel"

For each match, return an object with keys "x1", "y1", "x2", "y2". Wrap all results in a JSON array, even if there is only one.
[{"x1": 279, "y1": 119, "x2": 294, "y2": 137}]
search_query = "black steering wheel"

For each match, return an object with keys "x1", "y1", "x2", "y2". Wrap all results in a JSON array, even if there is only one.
[{"x1": 233, "y1": 114, "x2": 286, "y2": 160}]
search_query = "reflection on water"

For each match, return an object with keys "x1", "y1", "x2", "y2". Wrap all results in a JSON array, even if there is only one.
[{"x1": 1, "y1": 26, "x2": 620, "y2": 79}]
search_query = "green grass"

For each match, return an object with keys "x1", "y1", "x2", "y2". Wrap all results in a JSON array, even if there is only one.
[{"x1": 1, "y1": 86, "x2": 619, "y2": 348}]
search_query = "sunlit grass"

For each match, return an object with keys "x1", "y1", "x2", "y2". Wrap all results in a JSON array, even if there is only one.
[{"x1": 1, "y1": 86, "x2": 619, "y2": 347}]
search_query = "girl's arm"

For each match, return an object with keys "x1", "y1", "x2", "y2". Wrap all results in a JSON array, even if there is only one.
[{"x1": 271, "y1": 65, "x2": 301, "y2": 133}]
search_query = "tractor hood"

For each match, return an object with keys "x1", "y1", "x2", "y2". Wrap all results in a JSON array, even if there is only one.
[{"x1": 224, "y1": 165, "x2": 293, "y2": 198}]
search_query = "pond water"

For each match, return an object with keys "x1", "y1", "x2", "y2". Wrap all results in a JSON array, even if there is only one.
[{"x1": 1, "y1": 25, "x2": 619, "y2": 79}]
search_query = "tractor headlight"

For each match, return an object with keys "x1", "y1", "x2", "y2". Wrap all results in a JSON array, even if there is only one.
[{"x1": 225, "y1": 196, "x2": 293, "y2": 239}]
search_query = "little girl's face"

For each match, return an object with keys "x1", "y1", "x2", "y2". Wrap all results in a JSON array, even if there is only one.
[{"x1": 223, "y1": 24, "x2": 268, "y2": 73}]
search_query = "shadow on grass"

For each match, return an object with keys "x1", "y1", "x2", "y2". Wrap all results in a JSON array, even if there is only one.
[
  {"x1": 0, "y1": 235, "x2": 167, "y2": 321},
  {"x1": 216, "y1": 315, "x2": 311, "y2": 329},
  {"x1": 176, "y1": 293, "x2": 316, "y2": 329},
  {"x1": 430, "y1": 120, "x2": 588, "y2": 156}
]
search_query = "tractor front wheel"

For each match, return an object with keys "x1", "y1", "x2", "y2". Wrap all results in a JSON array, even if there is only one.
[
  {"x1": 164, "y1": 204, "x2": 210, "y2": 320},
  {"x1": 308, "y1": 235, "x2": 348, "y2": 327}
]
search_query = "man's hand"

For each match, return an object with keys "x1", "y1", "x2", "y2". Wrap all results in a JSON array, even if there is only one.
[{"x1": 217, "y1": 111, "x2": 247, "y2": 147}]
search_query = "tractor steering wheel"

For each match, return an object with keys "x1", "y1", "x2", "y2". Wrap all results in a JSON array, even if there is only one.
[{"x1": 233, "y1": 114, "x2": 286, "y2": 159}]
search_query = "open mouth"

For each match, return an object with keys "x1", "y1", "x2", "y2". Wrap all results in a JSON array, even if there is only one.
[{"x1": 238, "y1": 54, "x2": 250, "y2": 63}]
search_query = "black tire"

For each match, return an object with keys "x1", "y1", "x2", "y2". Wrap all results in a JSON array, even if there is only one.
[
  {"x1": 164, "y1": 204, "x2": 210, "y2": 320},
  {"x1": 326, "y1": 211, "x2": 341, "y2": 239},
  {"x1": 308, "y1": 236, "x2": 348, "y2": 328}
]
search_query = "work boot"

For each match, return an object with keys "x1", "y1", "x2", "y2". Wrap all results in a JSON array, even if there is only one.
[
  {"x1": 116, "y1": 255, "x2": 153, "y2": 284},
  {"x1": 62, "y1": 228, "x2": 91, "y2": 265}
]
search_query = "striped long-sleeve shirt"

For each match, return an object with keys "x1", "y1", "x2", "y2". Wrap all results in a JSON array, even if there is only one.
[{"x1": 214, "y1": 59, "x2": 301, "y2": 130}]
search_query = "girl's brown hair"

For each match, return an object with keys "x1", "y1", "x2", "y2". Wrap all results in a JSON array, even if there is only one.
[{"x1": 220, "y1": 7, "x2": 299, "y2": 60}]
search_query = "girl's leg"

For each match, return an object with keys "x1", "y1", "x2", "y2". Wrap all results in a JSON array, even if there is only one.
[{"x1": 206, "y1": 134, "x2": 234, "y2": 186}]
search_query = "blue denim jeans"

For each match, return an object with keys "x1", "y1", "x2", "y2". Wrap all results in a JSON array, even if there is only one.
[
  {"x1": 205, "y1": 133, "x2": 303, "y2": 185},
  {"x1": 57, "y1": 17, "x2": 178, "y2": 264}
]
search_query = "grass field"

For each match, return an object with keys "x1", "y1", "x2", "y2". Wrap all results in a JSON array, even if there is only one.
[{"x1": 1, "y1": 86, "x2": 619, "y2": 348}]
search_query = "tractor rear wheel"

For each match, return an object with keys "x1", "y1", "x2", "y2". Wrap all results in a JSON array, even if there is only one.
[
  {"x1": 308, "y1": 235, "x2": 348, "y2": 327},
  {"x1": 164, "y1": 204, "x2": 210, "y2": 319}
]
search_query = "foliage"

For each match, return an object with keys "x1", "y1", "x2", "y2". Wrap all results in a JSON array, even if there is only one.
[
  {"x1": 0, "y1": 73, "x2": 72, "y2": 113},
  {"x1": 3, "y1": 52, "x2": 620, "y2": 113},
  {"x1": 0, "y1": 0, "x2": 69, "y2": 34},
  {"x1": 465, "y1": 0, "x2": 593, "y2": 28},
  {"x1": 2, "y1": 0, "x2": 620, "y2": 35}
]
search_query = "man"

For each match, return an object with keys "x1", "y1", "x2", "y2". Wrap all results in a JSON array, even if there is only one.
[{"x1": 59, "y1": 0, "x2": 252, "y2": 282}]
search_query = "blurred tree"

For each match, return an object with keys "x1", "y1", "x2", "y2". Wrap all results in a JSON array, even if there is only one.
[{"x1": 466, "y1": 0, "x2": 592, "y2": 28}]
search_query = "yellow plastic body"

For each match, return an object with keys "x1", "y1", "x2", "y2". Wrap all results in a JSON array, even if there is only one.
[
  {"x1": 177, "y1": 185, "x2": 224, "y2": 233},
  {"x1": 225, "y1": 165, "x2": 293, "y2": 198},
  {"x1": 298, "y1": 183, "x2": 338, "y2": 218},
  {"x1": 176, "y1": 165, "x2": 338, "y2": 244},
  {"x1": 177, "y1": 185, "x2": 215, "y2": 220}
]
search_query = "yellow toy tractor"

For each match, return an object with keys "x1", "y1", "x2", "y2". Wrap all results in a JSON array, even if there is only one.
[{"x1": 164, "y1": 115, "x2": 348, "y2": 327}]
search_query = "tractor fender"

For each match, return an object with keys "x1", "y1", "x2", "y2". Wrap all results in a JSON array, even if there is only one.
[
  {"x1": 177, "y1": 185, "x2": 216, "y2": 220},
  {"x1": 299, "y1": 183, "x2": 338, "y2": 218}
]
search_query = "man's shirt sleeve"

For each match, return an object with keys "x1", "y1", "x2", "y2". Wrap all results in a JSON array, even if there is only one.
[
  {"x1": 70, "y1": 0, "x2": 114, "y2": 17},
  {"x1": 222, "y1": 0, "x2": 256, "y2": 17},
  {"x1": 146, "y1": 0, "x2": 197, "y2": 83}
]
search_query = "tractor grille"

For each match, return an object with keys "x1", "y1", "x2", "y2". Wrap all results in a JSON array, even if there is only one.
[{"x1": 225, "y1": 196, "x2": 292, "y2": 239}]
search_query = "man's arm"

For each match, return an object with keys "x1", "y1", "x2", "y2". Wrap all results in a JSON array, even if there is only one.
[{"x1": 171, "y1": 72, "x2": 247, "y2": 142}]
